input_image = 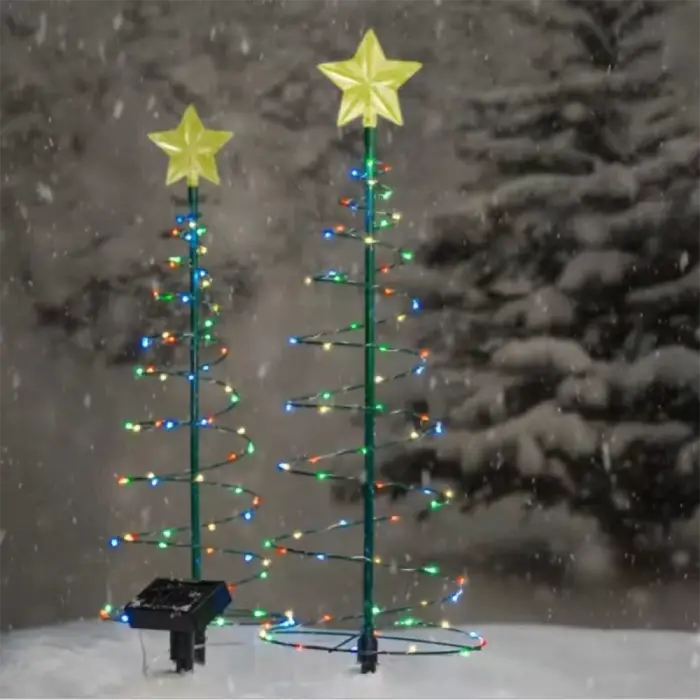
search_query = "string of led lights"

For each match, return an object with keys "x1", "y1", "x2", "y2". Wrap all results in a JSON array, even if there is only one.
[
  {"x1": 259, "y1": 31, "x2": 486, "y2": 672},
  {"x1": 100, "y1": 105, "x2": 279, "y2": 630}
]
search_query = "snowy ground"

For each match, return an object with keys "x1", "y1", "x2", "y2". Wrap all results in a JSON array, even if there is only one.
[{"x1": 1, "y1": 620, "x2": 698, "y2": 698}]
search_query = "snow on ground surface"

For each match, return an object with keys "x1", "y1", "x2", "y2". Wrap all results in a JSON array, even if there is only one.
[{"x1": 1, "y1": 621, "x2": 699, "y2": 698}]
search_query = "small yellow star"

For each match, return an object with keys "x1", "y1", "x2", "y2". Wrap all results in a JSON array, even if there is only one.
[
  {"x1": 148, "y1": 105, "x2": 233, "y2": 187},
  {"x1": 317, "y1": 29, "x2": 422, "y2": 128}
]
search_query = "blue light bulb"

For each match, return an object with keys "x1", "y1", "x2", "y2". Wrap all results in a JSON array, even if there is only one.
[
  {"x1": 109, "y1": 537, "x2": 119, "y2": 548},
  {"x1": 243, "y1": 510, "x2": 253, "y2": 521},
  {"x1": 288, "y1": 337, "x2": 298, "y2": 345},
  {"x1": 164, "y1": 420, "x2": 175, "y2": 430},
  {"x1": 244, "y1": 553, "x2": 254, "y2": 562},
  {"x1": 322, "y1": 228, "x2": 334, "y2": 239},
  {"x1": 284, "y1": 401, "x2": 294, "y2": 412},
  {"x1": 411, "y1": 298, "x2": 421, "y2": 312},
  {"x1": 141, "y1": 337, "x2": 151, "y2": 349}
]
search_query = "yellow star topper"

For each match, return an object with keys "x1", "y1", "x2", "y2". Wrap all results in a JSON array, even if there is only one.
[
  {"x1": 317, "y1": 29, "x2": 422, "y2": 128},
  {"x1": 148, "y1": 105, "x2": 233, "y2": 187}
]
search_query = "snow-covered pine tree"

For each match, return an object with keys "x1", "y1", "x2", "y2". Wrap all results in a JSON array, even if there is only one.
[{"x1": 381, "y1": 0, "x2": 699, "y2": 551}]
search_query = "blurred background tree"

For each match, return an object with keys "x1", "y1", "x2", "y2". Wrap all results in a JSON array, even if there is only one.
[{"x1": 379, "y1": 0, "x2": 699, "y2": 555}]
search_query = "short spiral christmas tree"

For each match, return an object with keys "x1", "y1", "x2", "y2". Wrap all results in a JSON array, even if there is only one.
[
  {"x1": 259, "y1": 31, "x2": 486, "y2": 673},
  {"x1": 100, "y1": 106, "x2": 276, "y2": 659}
]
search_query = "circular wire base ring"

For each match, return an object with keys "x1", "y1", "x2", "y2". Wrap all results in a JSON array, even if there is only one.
[
  {"x1": 260, "y1": 624, "x2": 486, "y2": 657},
  {"x1": 100, "y1": 606, "x2": 287, "y2": 628}
]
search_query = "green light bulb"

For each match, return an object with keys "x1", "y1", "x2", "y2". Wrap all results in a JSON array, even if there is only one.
[
  {"x1": 423, "y1": 565, "x2": 439, "y2": 575},
  {"x1": 260, "y1": 571, "x2": 268, "y2": 579},
  {"x1": 162, "y1": 529, "x2": 172, "y2": 538},
  {"x1": 247, "y1": 443, "x2": 255, "y2": 454}
]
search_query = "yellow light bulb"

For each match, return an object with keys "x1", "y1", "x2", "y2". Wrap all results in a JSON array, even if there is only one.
[
  {"x1": 364, "y1": 236, "x2": 376, "y2": 244},
  {"x1": 195, "y1": 474, "x2": 204, "y2": 483},
  {"x1": 397, "y1": 314, "x2": 406, "y2": 322},
  {"x1": 132, "y1": 424, "x2": 141, "y2": 433},
  {"x1": 445, "y1": 489, "x2": 454, "y2": 499},
  {"x1": 304, "y1": 276, "x2": 312, "y2": 286},
  {"x1": 285, "y1": 609, "x2": 294, "y2": 619},
  {"x1": 147, "y1": 472, "x2": 155, "y2": 479},
  {"x1": 225, "y1": 385, "x2": 233, "y2": 393},
  {"x1": 262, "y1": 558, "x2": 271, "y2": 567},
  {"x1": 410, "y1": 430, "x2": 419, "y2": 439},
  {"x1": 207, "y1": 523, "x2": 216, "y2": 531},
  {"x1": 293, "y1": 531, "x2": 302, "y2": 540},
  {"x1": 159, "y1": 374, "x2": 167, "y2": 381},
  {"x1": 318, "y1": 406, "x2": 331, "y2": 414},
  {"x1": 237, "y1": 427, "x2": 246, "y2": 435},
  {"x1": 374, "y1": 556, "x2": 382, "y2": 564},
  {"x1": 375, "y1": 375, "x2": 384, "y2": 384},
  {"x1": 408, "y1": 644, "x2": 417, "y2": 654},
  {"x1": 441, "y1": 620, "x2": 450, "y2": 629},
  {"x1": 322, "y1": 342, "x2": 332, "y2": 351}
]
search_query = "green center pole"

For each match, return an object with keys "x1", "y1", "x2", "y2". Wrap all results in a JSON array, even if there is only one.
[
  {"x1": 359, "y1": 126, "x2": 378, "y2": 673},
  {"x1": 187, "y1": 184, "x2": 202, "y2": 582},
  {"x1": 188, "y1": 184, "x2": 206, "y2": 665}
]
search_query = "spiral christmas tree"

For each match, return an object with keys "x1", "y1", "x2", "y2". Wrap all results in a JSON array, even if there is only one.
[
  {"x1": 260, "y1": 31, "x2": 486, "y2": 673},
  {"x1": 100, "y1": 105, "x2": 277, "y2": 632}
]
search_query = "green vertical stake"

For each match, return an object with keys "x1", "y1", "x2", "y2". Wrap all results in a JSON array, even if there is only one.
[
  {"x1": 361, "y1": 126, "x2": 378, "y2": 650},
  {"x1": 187, "y1": 185, "x2": 202, "y2": 581}
]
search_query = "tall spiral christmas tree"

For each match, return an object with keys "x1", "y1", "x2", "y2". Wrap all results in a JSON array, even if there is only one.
[
  {"x1": 260, "y1": 31, "x2": 486, "y2": 673},
  {"x1": 100, "y1": 105, "x2": 277, "y2": 656}
]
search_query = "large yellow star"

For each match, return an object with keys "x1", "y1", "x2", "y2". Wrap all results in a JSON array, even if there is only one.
[
  {"x1": 317, "y1": 29, "x2": 422, "y2": 128},
  {"x1": 148, "y1": 105, "x2": 233, "y2": 187}
]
